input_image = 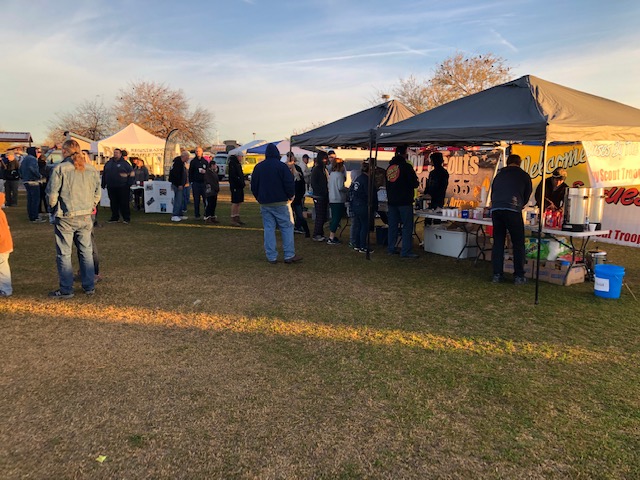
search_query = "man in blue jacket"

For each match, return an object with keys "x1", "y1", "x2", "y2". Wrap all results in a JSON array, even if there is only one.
[
  {"x1": 251, "y1": 144, "x2": 301, "y2": 264},
  {"x1": 19, "y1": 147, "x2": 44, "y2": 222}
]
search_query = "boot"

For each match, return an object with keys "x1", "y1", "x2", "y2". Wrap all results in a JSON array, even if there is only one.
[
  {"x1": 237, "y1": 216, "x2": 246, "y2": 226},
  {"x1": 230, "y1": 215, "x2": 242, "y2": 227}
]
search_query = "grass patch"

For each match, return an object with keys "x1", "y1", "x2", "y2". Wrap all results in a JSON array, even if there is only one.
[{"x1": 1, "y1": 187, "x2": 639, "y2": 478}]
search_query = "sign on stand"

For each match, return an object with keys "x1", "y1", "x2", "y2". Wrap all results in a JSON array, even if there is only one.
[{"x1": 143, "y1": 181, "x2": 173, "y2": 214}]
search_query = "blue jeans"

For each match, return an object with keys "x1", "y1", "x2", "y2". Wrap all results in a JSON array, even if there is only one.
[
  {"x1": 182, "y1": 185, "x2": 191, "y2": 211},
  {"x1": 0, "y1": 252, "x2": 12, "y2": 296},
  {"x1": 53, "y1": 215, "x2": 95, "y2": 293},
  {"x1": 352, "y1": 204, "x2": 369, "y2": 249},
  {"x1": 388, "y1": 204, "x2": 414, "y2": 256},
  {"x1": 191, "y1": 182, "x2": 205, "y2": 217},
  {"x1": 260, "y1": 204, "x2": 295, "y2": 261},
  {"x1": 172, "y1": 186, "x2": 184, "y2": 216},
  {"x1": 292, "y1": 203, "x2": 309, "y2": 236},
  {"x1": 24, "y1": 183, "x2": 41, "y2": 221}
]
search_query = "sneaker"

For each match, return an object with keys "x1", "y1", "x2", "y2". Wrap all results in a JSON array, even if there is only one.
[
  {"x1": 284, "y1": 255, "x2": 303, "y2": 264},
  {"x1": 514, "y1": 276, "x2": 528, "y2": 286},
  {"x1": 327, "y1": 237, "x2": 341, "y2": 245},
  {"x1": 312, "y1": 235, "x2": 326, "y2": 242},
  {"x1": 48, "y1": 290, "x2": 74, "y2": 299},
  {"x1": 122, "y1": 220, "x2": 129, "y2": 224},
  {"x1": 293, "y1": 228, "x2": 304, "y2": 234},
  {"x1": 84, "y1": 289, "x2": 96, "y2": 295},
  {"x1": 180, "y1": 216, "x2": 188, "y2": 220},
  {"x1": 358, "y1": 248, "x2": 373, "y2": 254},
  {"x1": 267, "y1": 259, "x2": 277, "y2": 265},
  {"x1": 401, "y1": 253, "x2": 419, "y2": 259},
  {"x1": 171, "y1": 216, "x2": 182, "y2": 222},
  {"x1": 107, "y1": 219, "x2": 119, "y2": 223},
  {"x1": 204, "y1": 216, "x2": 210, "y2": 221},
  {"x1": 95, "y1": 274, "x2": 103, "y2": 283},
  {"x1": 348, "y1": 242, "x2": 356, "y2": 249},
  {"x1": 492, "y1": 274, "x2": 504, "y2": 283}
]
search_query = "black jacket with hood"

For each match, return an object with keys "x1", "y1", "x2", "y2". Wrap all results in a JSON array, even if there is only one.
[{"x1": 385, "y1": 155, "x2": 419, "y2": 206}]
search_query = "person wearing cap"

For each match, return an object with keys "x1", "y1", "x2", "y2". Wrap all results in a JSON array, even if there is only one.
[
  {"x1": 3, "y1": 151, "x2": 20, "y2": 207},
  {"x1": 425, "y1": 152, "x2": 449, "y2": 209},
  {"x1": 535, "y1": 167, "x2": 569, "y2": 211},
  {"x1": 251, "y1": 143, "x2": 301, "y2": 264}
]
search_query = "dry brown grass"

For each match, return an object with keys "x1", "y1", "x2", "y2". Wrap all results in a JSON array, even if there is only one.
[{"x1": 1, "y1": 187, "x2": 639, "y2": 479}]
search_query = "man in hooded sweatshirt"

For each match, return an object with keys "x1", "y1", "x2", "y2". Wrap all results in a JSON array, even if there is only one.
[
  {"x1": 251, "y1": 143, "x2": 302, "y2": 265},
  {"x1": 386, "y1": 146, "x2": 420, "y2": 258},
  {"x1": 19, "y1": 147, "x2": 45, "y2": 222}
]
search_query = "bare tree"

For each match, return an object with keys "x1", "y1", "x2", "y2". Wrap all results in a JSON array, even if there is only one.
[
  {"x1": 379, "y1": 52, "x2": 512, "y2": 114},
  {"x1": 114, "y1": 81, "x2": 213, "y2": 146},
  {"x1": 291, "y1": 121, "x2": 327, "y2": 137},
  {"x1": 45, "y1": 98, "x2": 116, "y2": 145}
]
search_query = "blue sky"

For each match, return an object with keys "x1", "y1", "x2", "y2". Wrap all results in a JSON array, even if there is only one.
[{"x1": 2, "y1": 0, "x2": 640, "y2": 145}]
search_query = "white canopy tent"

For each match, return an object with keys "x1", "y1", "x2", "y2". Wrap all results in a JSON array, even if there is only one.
[
  {"x1": 228, "y1": 139, "x2": 268, "y2": 156},
  {"x1": 90, "y1": 123, "x2": 174, "y2": 175}
]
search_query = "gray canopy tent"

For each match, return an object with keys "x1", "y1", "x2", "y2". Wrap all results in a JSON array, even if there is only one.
[
  {"x1": 291, "y1": 99, "x2": 414, "y2": 147},
  {"x1": 377, "y1": 75, "x2": 640, "y2": 303},
  {"x1": 291, "y1": 99, "x2": 414, "y2": 259}
]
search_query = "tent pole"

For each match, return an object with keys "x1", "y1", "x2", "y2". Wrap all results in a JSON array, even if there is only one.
[
  {"x1": 366, "y1": 129, "x2": 377, "y2": 260},
  {"x1": 534, "y1": 140, "x2": 549, "y2": 305}
]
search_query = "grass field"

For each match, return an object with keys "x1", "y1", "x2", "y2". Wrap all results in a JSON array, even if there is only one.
[{"x1": 1, "y1": 187, "x2": 639, "y2": 479}]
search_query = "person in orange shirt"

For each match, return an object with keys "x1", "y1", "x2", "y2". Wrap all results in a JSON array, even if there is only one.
[{"x1": 0, "y1": 192, "x2": 14, "y2": 296}]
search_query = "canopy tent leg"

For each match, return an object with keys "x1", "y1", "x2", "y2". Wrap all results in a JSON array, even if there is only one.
[{"x1": 534, "y1": 140, "x2": 549, "y2": 305}]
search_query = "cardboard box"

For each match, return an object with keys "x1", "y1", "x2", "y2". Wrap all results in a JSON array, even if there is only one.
[
  {"x1": 546, "y1": 263, "x2": 586, "y2": 286},
  {"x1": 423, "y1": 226, "x2": 477, "y2": 258}
]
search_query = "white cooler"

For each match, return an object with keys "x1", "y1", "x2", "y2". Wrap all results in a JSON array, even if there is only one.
[{"x1": 423, "y1": 226, "x2": 477, "y2": 258}]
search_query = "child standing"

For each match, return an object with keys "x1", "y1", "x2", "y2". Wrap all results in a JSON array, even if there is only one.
[{"x1": 0, "y1": 192, "x2": 14, "y2": 296}]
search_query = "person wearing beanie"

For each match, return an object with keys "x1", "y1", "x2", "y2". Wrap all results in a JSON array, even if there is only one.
[
  {"x1": 19, "y1": 146, "x2": 45, "y2": 222},
  {"x1": 251, "y1": 143, "x2": 301, "y2": 264},
  {"x1": 425, "y1": 151, "x2": 449, "y2": 209},
  {"x1": 0, "y1": 192, "x2": 14, "y2": 297}
]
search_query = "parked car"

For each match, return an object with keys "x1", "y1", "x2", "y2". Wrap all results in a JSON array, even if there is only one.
[
  {"x1": 213, "y1": 153, "x2": 228, "y2": 181},
  {"x1": 241, "y1": 154, "x2": 263, "y2": 179}
]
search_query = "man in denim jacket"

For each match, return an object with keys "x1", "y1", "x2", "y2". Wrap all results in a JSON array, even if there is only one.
[{"x1": 46, "y1": 140, "x2": 101, "y2": 298}]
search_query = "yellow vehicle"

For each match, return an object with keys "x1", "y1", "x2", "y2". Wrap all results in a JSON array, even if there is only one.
[{"x1": 241, "y1": 154, "x2": 263, "y2": 179}]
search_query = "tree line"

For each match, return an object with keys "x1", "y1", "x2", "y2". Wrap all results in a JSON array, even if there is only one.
[{"x1": 45, "y1": 52, "x2": 511, "y2": 145}]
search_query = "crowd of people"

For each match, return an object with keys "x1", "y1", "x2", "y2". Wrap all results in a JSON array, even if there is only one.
[{"x1": 0, "y1": 139, "x2": 540, "y2": 297}]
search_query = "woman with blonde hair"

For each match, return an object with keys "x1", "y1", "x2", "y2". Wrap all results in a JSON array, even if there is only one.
[{"x1": 45, "y1": 139, "x2": 101, "y2": 298}]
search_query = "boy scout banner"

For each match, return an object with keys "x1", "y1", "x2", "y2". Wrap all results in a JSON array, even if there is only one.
[
  {"x1": 582, "y1": 141, "x2": 640, "y2": 188},
  {"x1": 409, "y1": 147, "x2": 500, "y2": 209},
  {"x1": 512, "y1": 144, "x2": 640, "y2": 248}
]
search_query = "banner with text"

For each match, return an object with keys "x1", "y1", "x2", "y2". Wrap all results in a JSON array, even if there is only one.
[
  {"x1": 582, "y1": 141, "x2": 640, "y2": 188},
  {"x1": 512, "y1": 144, "x2": 640, "y2": 248}
]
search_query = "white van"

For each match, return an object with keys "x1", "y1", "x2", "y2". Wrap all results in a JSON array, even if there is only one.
[{"x1": 213, "y1": 153, "x2": 228, "y2": 181}]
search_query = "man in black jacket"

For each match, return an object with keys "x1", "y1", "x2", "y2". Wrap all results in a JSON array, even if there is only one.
[
  {"x1": 490, "y1": 154, "x2": 533, "y2": 285},
  {"x1": 169, "y1": 150, "x2": 189, "y2": 222},
  {"x1": 102, "y1": 148, "x2": 134, "y2": 223},
  {"x1": 386, "y1": 146, "x2": 420, "y2": 258},
  {"x1": 188, "y1": 146, "x2": 207, "y2": 219},
  {"x1": 426, "y1": 152, "x2": 449, "y2": 209},
  {"x1": 228, "y1": 154, "x2": 245, "y2": 226}
]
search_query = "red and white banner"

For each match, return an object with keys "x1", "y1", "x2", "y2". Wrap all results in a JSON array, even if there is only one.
[{"x1": 582, "y1": 141, "x2": 640, "y2": 188}]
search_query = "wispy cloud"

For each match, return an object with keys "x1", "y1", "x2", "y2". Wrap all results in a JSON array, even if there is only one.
[
  {"x1": 490, "y1": 29, "x2": 518, "y2": 53},
  {"x1": 270, "y1": 48, "x2": 431, "y2": 67}
]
